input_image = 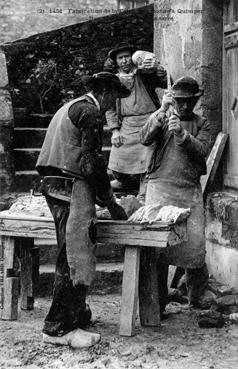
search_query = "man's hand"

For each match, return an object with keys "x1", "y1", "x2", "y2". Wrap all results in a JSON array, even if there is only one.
[
  {"x1": 141, "y1": 56, "x2": 158, "y2": 70},
  {"x1": 168, "y1": 114, "x2": 184, "y2": 137},
  {"x1": 146, "y1": 110, "x2": 163, "y2": 127},
  {"x1": 156, "y1": 64, "x2": 167, "y2": 78},
  {"x1": 107, "y1": 197, "x2": 128, "y2": 220},
  {"x1": 111, "y1": 129, "x2": 124, "y2": 147},
  {"x1": 161, "y1": 92, "x2": 175, "y2": 112}
]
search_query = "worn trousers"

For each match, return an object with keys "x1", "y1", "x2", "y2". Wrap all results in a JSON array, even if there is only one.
[{"x1": 44, "y1": 187, "x2": 95, "y2": 331}]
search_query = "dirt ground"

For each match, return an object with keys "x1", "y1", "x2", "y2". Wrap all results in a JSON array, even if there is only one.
[{"x1": 0, "y1": 294, "x2": 238, "y2": 369}]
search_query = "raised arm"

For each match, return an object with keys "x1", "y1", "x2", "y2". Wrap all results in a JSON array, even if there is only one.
[
  {"x1": 140, "y1": 109, "x2": 165, "y2": 146},
  {"x1": 176, "y1": 118, "x2": 211, "y2": 159}
]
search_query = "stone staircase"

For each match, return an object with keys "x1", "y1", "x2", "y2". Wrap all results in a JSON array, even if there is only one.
[{"x1": 13, "y1": 110, "x2": 112, "y2": 192}]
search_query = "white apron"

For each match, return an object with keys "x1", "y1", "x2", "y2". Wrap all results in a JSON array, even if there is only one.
[{"x1": 108, "y1": 73, "x2": 156, "y2": 174}]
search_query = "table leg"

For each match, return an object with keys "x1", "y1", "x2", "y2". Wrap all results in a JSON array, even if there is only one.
[
  {"x1": 139, "y1": 248, "x2": 160, "y2": 327},
  {"x1": 0, "y1": 236, "x2": 4, "y2": 310},
  {"x1": 19, "y1": 238, "x2": 39, "y2": 310},
  {"x1": 119, "y1": 246, "x2": 140, "y2": 336},
  {"x1": 1, "y1": 236, "x2": 19, "y2": 320}
]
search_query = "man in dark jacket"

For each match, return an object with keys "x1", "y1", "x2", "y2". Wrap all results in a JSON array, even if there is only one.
[
  {"x1": 139, "y1": 77, "x2": 210, "y2": 322},
  {"x1": 36, "y1": 72, "x2": 129, "y2": 346},
  {"x1": 105, "y1": 42, "x2": 168, "y2": 194}
]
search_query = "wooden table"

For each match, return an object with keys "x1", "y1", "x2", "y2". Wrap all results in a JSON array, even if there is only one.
[{"x1": 0, "y1": 212, "x2": 187, "y2": 336}]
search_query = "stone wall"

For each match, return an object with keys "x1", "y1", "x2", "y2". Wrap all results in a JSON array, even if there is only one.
[
  {"x1": 0, "y1": 5, "x2": 154, "y2": 197},
  {"x1": 0, "y1": 0, "x2": 118, "y2": 44},
  {"x1": 0, "y1": 50, "x2": 15, "y2": 202},
  {"x1": 154, "y1": 0, "x2": 223, "y2": 143},
  {"x1": 206, "y1": 192, "x2": 238, "y2": 290},
  {"x1": 2, "y1": 5, "x2": 154, "y2": 114}
]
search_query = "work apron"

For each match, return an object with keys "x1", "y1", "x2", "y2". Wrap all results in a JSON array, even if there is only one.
[
  {"x1": 146, "y1": 180, "x2": 206, "y2": 269},
  {"x1": 108, "y1": 74, "x2": 156, "y2": 174},
  {"x1": 41, "y1": 176, "x2": 97, "y2": 286}
]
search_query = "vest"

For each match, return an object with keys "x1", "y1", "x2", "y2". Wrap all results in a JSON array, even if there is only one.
[{"x1": 36, "y1": 95, "x2": 100, "y2": 177}]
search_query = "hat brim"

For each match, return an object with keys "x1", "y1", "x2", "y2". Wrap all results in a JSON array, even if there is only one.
[
  {"x1": 172, "y1": 89, "x2": 203, "y2": 98},
  {"x1": 108, "y1": 80, "x2": 130, "y2": 98},
  {"x1": 94, "y1": 78, "x2": 130, "y2": 98},
  {"x1": 82, "y1": 73, "x2": 130, "y2": 98},
  {"x1": 108, "y1": 45, "x2": 137, "y2": 61}
]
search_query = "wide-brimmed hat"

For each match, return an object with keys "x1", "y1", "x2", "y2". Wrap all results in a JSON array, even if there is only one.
[
  {"x1": 171, "y1": 77, "x2": 203, "y2": 98},
  {"x1": 108, "y1": 42, "x2": 137, "y2": 62},
  {"x1": 82, "y1": 71, "x2": 130, "y2": 98}
]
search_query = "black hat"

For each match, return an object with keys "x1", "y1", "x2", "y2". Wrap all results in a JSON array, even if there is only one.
[
  {"x1": 171, "y1": 77, "x2": 203, "y2": 98},
  {"x1": 108, "y1": 42, "x2": 137, "y2": 62},
  {"x1": 82, "y1": 71, "x2": 130, "y2": 98}
]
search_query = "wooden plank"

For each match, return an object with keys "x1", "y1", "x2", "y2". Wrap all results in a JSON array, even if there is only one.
[
  {"x1": 1, "y1": 277, "x2": 19, "y2": 320},
  {"x1": 224, "y1": 32, "x2": 238, "y2": 49},
  {"x1": 0, "y1": 229, "x2": 179, "y2": 249},
  {"x1": 0, "y1": 213, "x2": 172, "y2": 229},
  {"x1": 0, "y1": 212, "x2": 53, "y2": 222},
  {"x1": 18, "y1": 238, "x2": 35, "y2": 310},
  {"x1": 0, "y1": 215, "x2": 185, "y2": 249},
  {"x1": 200, "y1": 132, "x2": 228, "y2": 193},
  {"x1": 224, "y1": 23, "x2": 238, "y2": 34},
  {"x1": 119, "y1": 247, "x2": 140, "y2": 336},
  {"x1": 0, "y1": 217, "x2": 56, "y2": 239},
  {"x1": 0, "y1": 237, "x2": 4, "y2": 309},
  {"x1": 224, "y1": 174, "x2": 238, "y2": 188},
  {"x1": 1, "y1": 236, "x2": 19, "y2": 320},
  {"x1": 139, "y1": 248, "x2": 160, "y2": 327}
]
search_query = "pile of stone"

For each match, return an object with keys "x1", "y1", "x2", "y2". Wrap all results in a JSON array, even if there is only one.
[{"x1": 169, "y1": 274, "x2": 238, "y2": 328}]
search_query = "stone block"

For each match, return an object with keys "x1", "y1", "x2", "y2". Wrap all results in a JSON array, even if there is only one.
[
  {"x1": 0, "y1": 51, "x2": 9, "y2": 88},
  {"x1": 0, "y1": 91, "x2": 13, "y2": 121},
  {"x1": 197, "y1": 310, "x2": 225, "y2": 329},
  {"x1": 216, "y1": 294, "x2": 238, "y2": 308}
]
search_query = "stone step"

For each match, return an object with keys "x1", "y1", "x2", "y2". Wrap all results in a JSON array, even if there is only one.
[
  {"x1": 37, "y1": 262, "x2": 123, "y2": 296},
  {"x1": 14, "y1": 111, "x2": 53, "y2": 128},
  {"x1": 14, "y1": 126, "x2": 112, "y2": 148},
  {"x1": 15, "y1": 170, "x2": 40, "y2": 192},
  {"x1": 15, "y1": 168, "x2": 114, "y2": 193},
  {"x1": 14, "y1": 147, "x2": 111, "y2": 171},
  {"x1": 14, "y1": 128, "x2": 47, "y2": 149}
]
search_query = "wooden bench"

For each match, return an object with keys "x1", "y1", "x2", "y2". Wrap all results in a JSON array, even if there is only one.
[{"x1": 0, "y1": 212, "x2": 187, "y2": 336}]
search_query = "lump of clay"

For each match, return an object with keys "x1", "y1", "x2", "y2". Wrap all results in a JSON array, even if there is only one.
[
  {"x1": 43, "y1": 328, "x2": 100, "y2": 349},
  {"x1": 8, "y1": 195, "x2": 52, "y2": 218},
  {"x1": 128, "y1": 203, "x2": 190, "y2": 224},
  {"x1": 132, "y1": 50, "x2": 157, "y2": 68}
]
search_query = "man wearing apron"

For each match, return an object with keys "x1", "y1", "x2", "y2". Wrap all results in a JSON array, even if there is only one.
[
  {"x1": 105, "y1": 42, "x2": 168, "y2": 194},
  {"x1": 36, "y1": 72, "x2": 129, "y2": 346},
  {"x1": 140, "y1": 77, "x2": 210, "y2": 318}
]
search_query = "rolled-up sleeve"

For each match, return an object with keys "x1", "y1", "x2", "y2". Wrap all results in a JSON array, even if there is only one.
[
  {"x1": 106, "y1": 107, "x2": 121, "y2": 130},
  {"x1": 140, "y1": 110, "x2": 165, "y2": 146},
  {"x1": 176, "y1": 119, "x2": 211, "y2": 159}
]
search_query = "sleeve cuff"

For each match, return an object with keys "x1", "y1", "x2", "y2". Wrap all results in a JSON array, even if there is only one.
[{"x1": 175, "y1": 129, "x2": 189, "y2": 145}]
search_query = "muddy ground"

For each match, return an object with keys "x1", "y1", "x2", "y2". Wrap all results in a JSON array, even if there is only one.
[{"x1": 0, "y1": 294, "x2": 238, "y2": 369}]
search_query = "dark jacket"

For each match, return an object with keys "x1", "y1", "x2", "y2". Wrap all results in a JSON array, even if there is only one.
[
  {"x1": 137, "y1": 68, "x2": 167, "y2": 108},
  {"x1": 36, "y1": 95, "x2": 105, "y2": 179}
]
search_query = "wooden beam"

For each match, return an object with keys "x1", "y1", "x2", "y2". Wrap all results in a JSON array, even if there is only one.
[
  {"x1": 139, "y1": 248, "x2": 160, "y2": 327},
  {"x1": 201, "y1": 132, "x2": 228, "y2": 193},
  {"x1": 0, "y1": 215, "x2": 185, "y2": 249},
  {"x1": 119, "y1": 247, "x2": 140, "y2": 336},
  {"x1": 0, "y1": 237, "x2": 4, "y2": 310},
  {"x1": 1, "y1": 236, "x2": 19, "y2": 320},
  {"x1": 18, "y1": 238, "x2": 38, "y2": 310}
]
